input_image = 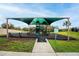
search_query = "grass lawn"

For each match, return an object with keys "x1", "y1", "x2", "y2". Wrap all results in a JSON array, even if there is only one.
[
  {"x1": 0, "y1": 37, "x2": 35, "y2": 52},
  {"x1": 49, "y1": 31, "x2": 79, "y2": 52},
  {"x1": 0, "y1": 34, "x2": 6, "y2": 37},
  {"x1": 49, "y1": 40, "x2": 79, "y2": 52},
  {"x1": 58, "y1": 31, "x2": 79, "y2": 40}
]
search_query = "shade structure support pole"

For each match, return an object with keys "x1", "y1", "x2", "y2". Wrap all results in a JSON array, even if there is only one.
[
  {"x1": 46, "y1": 25, "x2": 47, "y2": 35},
  {"x1": 6, "y1": 18, "x2": 9, "y2": 39},
  {"x1": 28, "y1": 25, "x2": 29, "y2": 33},
  {"x1": 67, "y1": 18, "x2": 70, "y2": 41}
]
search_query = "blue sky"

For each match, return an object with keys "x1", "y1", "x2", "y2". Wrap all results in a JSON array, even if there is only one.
[{"x1": 0, "y1": 3, "x2": 79, "y2": 28}]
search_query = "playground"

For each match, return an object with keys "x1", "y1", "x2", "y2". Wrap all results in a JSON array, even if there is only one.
[{"x1": 0, "y1": 17, "x2": 79, "y2": 56}]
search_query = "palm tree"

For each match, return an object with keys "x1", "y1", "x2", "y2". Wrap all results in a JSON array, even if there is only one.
[{"x1": 63, "y1": 19, "x2": 71, "y2": 40}]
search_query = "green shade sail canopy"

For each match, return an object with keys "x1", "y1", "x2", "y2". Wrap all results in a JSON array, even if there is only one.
[
  {"x1": 7, "y1": 17, "x2": 69, "y2": 25},
  {"x1": 30, "y1": 18, "x2": 49, "y2": 25}
]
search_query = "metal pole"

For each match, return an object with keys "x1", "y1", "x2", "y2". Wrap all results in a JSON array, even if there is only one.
[
  {"x1": 6, "y1": 18, "x2": 8, "y2": 39},
  {"x1": 54, "y1": 28, "x2": 57, "y2": 40},
  {"x1": 46, "y1": 25, "x2": 47, "y2": 35},
  {"x1": 28, "y1": 25, "x2": 30, "y2": 33},
  {"x1": 55, "y1": 33, "x2": 57, "y2": 40},
  {"x1": 67, "y1": 18, "x2": 70, "y2": 41}
]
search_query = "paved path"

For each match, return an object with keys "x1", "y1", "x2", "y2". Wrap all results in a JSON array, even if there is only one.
[
  {"x1": 0, "y1": 51, "x2": 55, "y2": 56},
  {"x1": 0, "y1": 51, "x2": 79, "y2": 56},
  {"x1": 32, "y1": 39, "x2": 56, "y2": 55}
]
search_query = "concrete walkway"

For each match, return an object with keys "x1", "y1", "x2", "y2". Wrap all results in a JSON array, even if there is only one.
[
  {"x1": 32, "y1": 39, "x2": 56, "y2": 55},
  {"x1": 0, "y1": 51, "x2": 79, "y2": 56}
]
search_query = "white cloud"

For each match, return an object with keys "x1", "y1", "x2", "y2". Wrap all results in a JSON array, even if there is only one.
[
  {"x1": 0, "y1": 4, "x2": 23, "y2": 13},
  {"x1": 0, "y1": 15, "x2": 6, "y2": 20},
  {"x1": 0, "y1": 4, "x2": 58, "y2": 17},
  {"x1": 0, "y1": 4, "x2": 79, "y2": 28},
  {"x1": 0, "y1": 4, "x2": 58, "y2": 28},
  {"x1": 56, "y1": 5, "x2": 79, "y2": 27}
]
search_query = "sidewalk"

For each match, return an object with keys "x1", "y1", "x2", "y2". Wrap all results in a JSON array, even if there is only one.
[
  {"x1": 0, "y1": 51, "x2": 79, "y2": 56},
  {"x1": 32, "y1": 39, "x2": 56, "y2": 55}
]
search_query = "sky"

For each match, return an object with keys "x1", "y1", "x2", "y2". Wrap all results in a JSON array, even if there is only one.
[{"x1": 0, "y1": 3, "x2": 79, "y2": 28}]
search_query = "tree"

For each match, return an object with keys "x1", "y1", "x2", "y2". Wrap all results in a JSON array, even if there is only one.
[
  {"x1": 63, "y1": 19, "x2": 71, "y2": 29},
  {"x1": 63, "y1": 19, "x2": 71, "y2": 41},
  {"x1": 22, "y1": 27, "x2": 28, "y2": 31},
  {"x1": 71, "y1": 27, "x2": 79, "y2": 32},
  {"x1": 14, "y1": 27, "x2": 21, "y2": 30},
  {"x1": 1, "y1": 23, "x2": 14, "y2": 29}
]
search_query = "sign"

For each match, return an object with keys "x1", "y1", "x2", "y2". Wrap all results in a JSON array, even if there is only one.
[
  {"x1": 54, "y1": 28, "x2": 59, "y2": 40},
  {"x1": 54, "y1": 28, "x2": 59, "y2": 33}
]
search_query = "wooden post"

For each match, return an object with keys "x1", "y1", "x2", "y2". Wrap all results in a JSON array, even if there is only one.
[
  {"x1": 6, "y1": 18, "x2": 9, "y2": 39},
  {"x1": 67, "y1": 18, "x2": 70, "y2": 41}
]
